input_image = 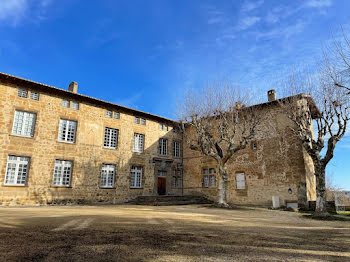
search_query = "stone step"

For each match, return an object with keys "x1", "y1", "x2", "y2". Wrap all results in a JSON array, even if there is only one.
[{"x1": 127, "y1": 195, "x2": 213, "y2": 206}]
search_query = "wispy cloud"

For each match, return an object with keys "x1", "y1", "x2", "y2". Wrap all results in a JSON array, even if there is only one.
[
  {"x1": 236, "y1": 16, "x2": 261, "y2": 31},
  {"x1": 235, "y1": 0, "x2": 264, "y2": 31},
  {"x1": 241, "y1": 0, "x2": 264, "y2": 13},
  {"x1": 305, "y1": 0, "x2": 332, "y2": 8},
  {"x1": 0, "y1": 0, "x2": 52, "y2": 26}
]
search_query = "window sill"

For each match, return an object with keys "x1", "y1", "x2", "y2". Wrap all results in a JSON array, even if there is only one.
[
  {"x1": 100, "y1": 187, "x2": 116, "y2": 189},
  {"x1": 3, "y1": 184, "x2": 27, "y2": 187},
  {"x1": 130, "y1": 187, "x2": 143, "y2": 189},
  {"x1": 51, "y1": 186, "x2": 72, "y2": 188},
  {"x1": 104, "y1": 147, "x2": 117, "y2": 150},
  {"x1": 9, "y1": 134, "x2": 34, "y2": 139},
  {"x1": 57, "y1": 140, "x2": 76, "y2": 145}
]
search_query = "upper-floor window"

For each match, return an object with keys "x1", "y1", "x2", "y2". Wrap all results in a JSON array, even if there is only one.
[
  {"x1": 101, "y1": 164, "x2": 115, "y2": 188},
  {"x1": 72, "y1": 101, "x2": 79, "y2": 110},
  {"x1": 159, "y1": 124, "x2": 168, "y2": 131},
  {"x1": 4, "y1": 156, "x2": 30, "y2": 186},
  {"x1": 114, "y1": 112, "x2": 120, "y2": 119},
  {"x1": 130, "y1": 166, "x2": 142, "y2": 188},
  {"x1": 12, "y1": 110, "x2": 36, "y2": 137},
  {"x1": 106, "y1": 110, "x2": 113, "y2": 118},
  {"x1": 133, "y1": 133, "x2": 145, "y2": 153},
  {"x1": 173, "y1": 141, "x2": 181, "y2": 158},
  {"x1": 52, "y1": 160, "x2": 72, "y2": 187},
  {"x1": 104, "y1": 127, "x2": 118, "y2": 149},
  {"x1": 135, "y1": 117, "x2": 146, "y2": 125},
  {"x1": 62, "y1": 99, "x2": 70, "y2": 108},
  {"x1": 159, "y1": 138, "x2": 167, "y2": 156},
  {"x1": 18, "y1": 88, "x2": 28, "y2": 98},
  {"x1": 236, "y1": 173, "x2": 246, "y2": 190},
  {"x1": 30, "y1": 92, "x2": 40, "y2": 101},
  {"x1": 58, "y1": 119, "x2": 77, "y2": 143}
]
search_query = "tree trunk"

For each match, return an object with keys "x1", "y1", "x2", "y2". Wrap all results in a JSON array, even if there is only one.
[
  {"x1": 314, "y1": 164, "x2": 329, "y2": 217},
  {"x1": 218, "y1": 164, "x2": 228, "y2": 207}
]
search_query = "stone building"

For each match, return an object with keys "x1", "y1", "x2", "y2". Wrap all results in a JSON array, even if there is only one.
[{"x1": 0, "y1": 72, "x2": 316, "y2": 207}]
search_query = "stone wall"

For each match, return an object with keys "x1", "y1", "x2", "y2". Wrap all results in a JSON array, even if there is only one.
[{"x1": 0, "y1": 81, "x2": 182, "y2": 205}]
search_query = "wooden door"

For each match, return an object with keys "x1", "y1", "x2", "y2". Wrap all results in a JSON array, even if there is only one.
[{"x1": 158, "y1": 177, "x2": 166, "y2": 195}]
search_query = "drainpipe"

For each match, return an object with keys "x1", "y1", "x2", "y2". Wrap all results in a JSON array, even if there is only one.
[{"x1": 181, "y1": 125, "x2": 184, "y2": 196}]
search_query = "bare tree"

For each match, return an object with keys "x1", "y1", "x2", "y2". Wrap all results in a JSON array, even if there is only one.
[
  {"x1": 179, "y1": 83, "x2": 262, "y2": 207},
  {"x1": 280, "y1": 70, "x2": 349, "y2": 216},
  {"x1": 323, "y1": 27, "x2": 350, "y2": 95}
]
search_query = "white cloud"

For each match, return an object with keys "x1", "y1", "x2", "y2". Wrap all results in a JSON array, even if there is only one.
[
  {"x1": 237, "y1": 16, "x2": 261, "y2": 31},
  {"x1": 305, "y1": 0, "x2": 332, "y2": 8},
  {"x1": 241, "y1": 0, "x2": 264, "y2": 13},
  {"x1": 0, "y1": 0, "x2": 51, "y2": 26}
]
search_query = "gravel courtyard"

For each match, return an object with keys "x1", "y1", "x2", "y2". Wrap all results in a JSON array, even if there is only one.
[{"x1": 0, "y1": 205, "x2": 349, "y2": 261}]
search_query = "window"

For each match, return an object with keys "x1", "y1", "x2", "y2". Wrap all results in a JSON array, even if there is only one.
[
  {"x1": 158, "y1": 170, "x2": 167, "y2": 177},
  {"x1": 52, "y1": 160, "x2": 72, "y2": 187},
  {"x1": 104, "y1": 127, "x2": 118, "y2": 149},
  {"x1": 236, "y1": 173, "x2": 246, "y2": 189},
  {"x1": 72, "y1": 101, "x2": 79, "y2": 110},
  {"x1": 114, "y1": 112, "x2": 120, "y2": 119},
  {"x1": 18, "y1": 88, "x2": 28, "y2": 98},
  {"x1": 135, "y1": 117, "x2": 146, "y2": 125},
  {"x1": 62, "y1": 99, "x2": 70, "y2": 108},
  {"x1": 209, "y1": 168, "x2": 215, "y2": 187},
  {"x1": 4, "y1": 156, "x2": 30, "y2": 186},
  {"x1": 130, "y1": 166, "x2": 142, "y2": 188},
  {"x1": 58, "y1": 119, "x2": 77, "y2": 143},
  {"x1": 134, "y1": 117, "x2": 140, "y2": 124},
  {"x1": 203, "y1": 168, "x2": 215, "y2": 187},
  {"x1": 12, "y1": 110, "x2": 36, "y2": 137},
  {"x1": 101, "y1": 164, "x2": 115, "y2": 188},
  {"x1": 172, "y1": 169, "x2": 182, "y2": 187},
  {"x1": 173, "y1": 141, "x2": 181, "y2": 157},
  {"x1": 30, "y1": 92, "x2": 40, "y2": 101},
  {"x1": 252, "y1": 141, "x2": 257, "y2": 150},
  {"x1": 159, "y1": 124, "x2": 168, "y2": 131},
  {"x1": 106, "y1": 110, "x2": 112, "y2": 118},
  {"x1": 159, "y1": 138, "x2": 167, "y2": 156},
  {"x1": 140, "y1": 118, "x2": 146, "y2": 125},
  {"x1": 133, "y1": 133, "x2": 145, "y2": 153}
]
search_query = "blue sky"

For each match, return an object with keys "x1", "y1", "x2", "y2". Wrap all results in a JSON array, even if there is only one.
[{"x1": 0, "y1": 0, "x2": 349, "y2": 189}]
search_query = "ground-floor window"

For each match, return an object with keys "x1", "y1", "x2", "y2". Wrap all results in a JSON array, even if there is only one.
[
  {"x1": 203, "y1": 168, "x2": 215, "y2": 188},
  {"x1": 4, "y1": 156, "x2": 30, "y2": 186},
  {"x1": 172, "y1": 169, "x2": 182, "y2": 187},
  {"x1": 101, "y1": 164, "x2": 115, "y2": 188},
  {"x1": 236, "y1": 173, "x2": 246, "y2": 189},
  {"x1": 53, "y1": 160, "x2": 72, "y2": 187},
  {"x1": 130, "y1": 166, "x2": 142, "y2": 188}
]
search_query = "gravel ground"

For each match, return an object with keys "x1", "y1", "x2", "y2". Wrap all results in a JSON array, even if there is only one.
[{"x1": 0, "y1": 205, "x2": 349, "y2": 261}]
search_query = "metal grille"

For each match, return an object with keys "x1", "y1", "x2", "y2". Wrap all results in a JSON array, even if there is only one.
[
  {"x1": 18, "y1": 88, "x2": 28, "y2": 98},
  {"x1": 30, "y1": 92, "x2": 40, "y2": 101}
]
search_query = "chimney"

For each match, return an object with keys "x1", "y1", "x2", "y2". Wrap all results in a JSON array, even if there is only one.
[
  {"x1": 267, "y1": 89, "x2": 276, "y2": 102},
  {"x1": 68, "y1": 81, "x2": 78, "y2": 93}
]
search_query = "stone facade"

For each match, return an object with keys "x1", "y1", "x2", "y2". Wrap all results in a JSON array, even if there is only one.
[{"x1": 0, "y1": 73, "x2": 316, "y2": 207}]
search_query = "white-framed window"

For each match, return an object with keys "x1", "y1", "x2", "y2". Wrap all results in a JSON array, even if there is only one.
[
  {"x1": 236, "y1": 173, "x2": 246, "y2": 190},
  {"x1": 173, "y1": 141, "x2": 181, "y2": 157},
  {"x1": 140, "y1": 118, "x2": 146, "y2": 125},
  {"x1": 133, "y1": 133, "x2": 144, "y2": 153},
  {"x1": 159, "y1": 124, "x2": 168, "y2": 131},
  {"x1": 203, "y1": 168, "x2": 215, "y2": 187},
  {"x1": 18, "y1": 88, "x2": 28, "y2": 98},
  {"x1": 130, "y1": 166, "x2": 142, "y2": 188},
  {"x1": 106, "y1": 110, "x2": 112, "y2": 118},
  {"x1": 72, "y1": 101, "x2": 79, "y2": 110},
  {"x1": 159, "y1": 138, "x2": 167, "y2": 156},
  {"x1": 114, "y1": 112, "x2": 120, "y2": 119},
  {"x1": 104, "y1": 127, "x2": 118, "y2": 149},
  {"x1": 203, "y1": 168, "x2": 209, "y2": 188},
  {"x1": 4, "y1": 156, "x2": 30, "y2": 186},
  {"x1": 62, "y1": 99, "x2": 70, "y2": 108},
  {"x1": 101, "y1": 164, "x2": 115, "y2": 188},
  {"x1": 30, "y1": 92, "x2": 40, "y2": 101},
  {"x1": 134, "y1": 117, "x2": 140, "y2": 124},
  {"x1": 52, "y1": 160, "x2": 72, "y2": 187},
  {"x1": 58, "y1": 119, "x2": 77, "y2": 143},
  {"x1": 12, "y1": 110, "x2": 36, "y2": 137}
]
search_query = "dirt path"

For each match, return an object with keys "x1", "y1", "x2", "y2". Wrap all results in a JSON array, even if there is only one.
[{"x1": 0, "y1": 205, "x2": 349, "y2": 261}]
